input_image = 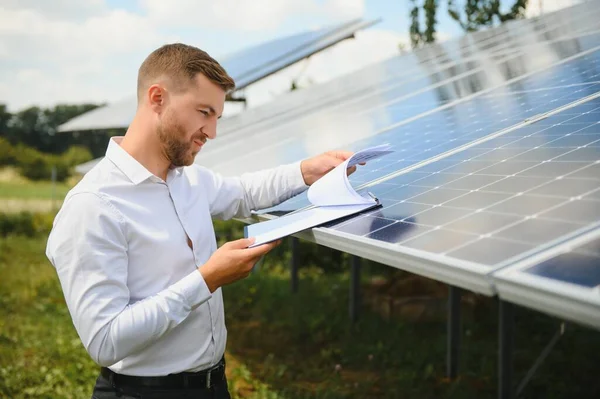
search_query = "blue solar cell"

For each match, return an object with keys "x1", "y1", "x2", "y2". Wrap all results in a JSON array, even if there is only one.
[
  {"x1": 525, "y1": 245, "x2": 600, "y2": 287},
  {"x1": 322, "y1": 100, "x2": 600, "y2": 268}
]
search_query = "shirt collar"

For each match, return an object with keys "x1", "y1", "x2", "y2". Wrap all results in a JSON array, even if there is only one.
[{"x1": 105, "y1": 136, "x2": 154, "y2": 185}]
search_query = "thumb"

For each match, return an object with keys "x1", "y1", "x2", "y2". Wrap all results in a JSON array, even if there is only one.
[{"x1": 227, "y1": 237, "x2": 255, "y2": 249}]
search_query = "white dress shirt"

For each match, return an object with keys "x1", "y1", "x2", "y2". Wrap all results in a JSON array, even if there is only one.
[{"x1": 46, "y1": 137, "x2": 307, "y2": 376}]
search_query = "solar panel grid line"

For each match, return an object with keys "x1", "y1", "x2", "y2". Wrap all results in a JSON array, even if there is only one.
[
  {"x1": 346, "y1": 86, "x2": 600, "y2": 183},
  {"x1": 481, "y1": 81, "x2": 600, "y2": 98},
  {"x1": 492, "y1": 227, "x2": 600, "y2": 330},
  {"x1": 351, "y1": 47, "x2": 539, "y2": 117},
  {"x1": 208, "y1": 51, "x2": 600, "y2": 179},
  {"x1": 351, "y1": 41, "x2": 600, "y2": 139},
  {"x1": 220, "y1": 28, "x2": 599, "y2": 141},
  {"x1": 494, "y1": 225, "x2": 600, "y2": 278},
  {"x1": 327, "y1": 24, "x2": 600, "y2": 118},
  {"x1": 344, "y1": 43, "x2": 600, "y2": 156},
  {"x1": 397, "y1": 170, "x2": 599, "y2": 259},
  {"x1": 309, "y1": 225, "x2": 498, "y2": 295},
  {"x1": 258, "y1": 82, "x2": 600, "y2": 216},
  {"x1": 336, "y1": 100, "x2": 600, "y2": 268},
  {"x1": 355, "y1": 89, "x2": 600, "y2": 191},
  {"x1": 219, "y1": 15, "x2": 600, "y2": 138},
  {"x1": 218, "y1": 7, "x2": 600, "y2": 212}
]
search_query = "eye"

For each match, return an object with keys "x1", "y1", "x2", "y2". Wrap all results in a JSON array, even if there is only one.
[{"x1": 199, "y1": 110, "x2": 209, "y2": 116}]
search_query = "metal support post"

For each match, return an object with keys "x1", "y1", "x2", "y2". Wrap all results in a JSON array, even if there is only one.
[
  {"x1": 349, "y1": 256, "x2": 361, "y2": 323},
  {"x1": 447, "y1": 285, "x2": 462, "y2": 379},
  {"x1": 499, "y1": 300, "x2": 515, "y2": 399},
  {"x1": 290, "y1": 237, "x2": 299, "y2": 293}
]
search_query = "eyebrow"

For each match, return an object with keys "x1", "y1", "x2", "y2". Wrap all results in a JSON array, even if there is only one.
[{"x1": 198, "y1": 104, "x2": 222, "y2": 119}]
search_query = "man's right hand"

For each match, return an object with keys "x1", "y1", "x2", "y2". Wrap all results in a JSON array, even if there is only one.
[{"x1": 198, "y1": 237, "x2": 281, "y2": 293}]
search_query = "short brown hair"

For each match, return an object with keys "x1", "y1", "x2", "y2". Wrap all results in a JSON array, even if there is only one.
[{"x1": 137, "y1": 43, "x2": 235, "y2": 102}]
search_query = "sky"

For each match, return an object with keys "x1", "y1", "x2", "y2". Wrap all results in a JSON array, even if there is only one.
[{"x1": 0, "y1": 0, "x2": 578, "y2": 114}]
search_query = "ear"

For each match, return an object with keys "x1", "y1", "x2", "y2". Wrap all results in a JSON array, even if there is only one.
[{"x1": 147, "y1": 84, "x2": 166, "y2": 114}]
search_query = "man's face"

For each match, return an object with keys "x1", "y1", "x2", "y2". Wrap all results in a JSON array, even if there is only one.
[{"x1": 157, "y1": 73, "x2": 225, "y2": 167}]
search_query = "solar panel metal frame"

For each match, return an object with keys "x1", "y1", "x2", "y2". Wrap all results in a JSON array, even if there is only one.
[
  {"x1": 493, "y1": 227, "x2": 600, "y2": 330},
  {"x1": 252, "y1": 90, "x2": 600, "y2": 297}
]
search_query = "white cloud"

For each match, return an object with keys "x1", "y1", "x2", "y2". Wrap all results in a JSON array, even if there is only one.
[
  {"x1": 0, "y1": 0, "x2": 107, "y2": 20},
  {"x1": 139, "y1": 0, "x2": 364, "y2": 31},
  {"x1": 0, "y1": 7, "x2": 160, "y2": 63},
  {"x1": 0, "y1": 0, "x2": 401, "y2": 112},
  {"x1": 0, "y1": 2, "x2": 166, "y2": 111}
]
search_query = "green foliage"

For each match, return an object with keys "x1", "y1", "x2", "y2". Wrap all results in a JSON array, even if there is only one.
[
  {"x1": 0, "y1": 236, "x2": 100, "y2": 399},
  {"x1": 1, "y1": 139, "x2": 92, "y2": 182},
  {"x1": 2, "y1": 227, "x2": 600, "y2": 398},
  {"x1": 0, "y1": 137, "x2": 17, "y2": 166},
  {"x1": 410, "y1": 0, "x2": 529, "y2": 48},
  {"x1": 0, "y1": 102, "x2": 115, "y2": 158},
  {"x1": 448, "y1": 0, "x2": 528, "y2": 31},
  {"x1": 60, "y1": 145, "x2": 93, "y2": 167},
  {"x1": 0, "y1": 211, "x2": 54, "y2": 237}
]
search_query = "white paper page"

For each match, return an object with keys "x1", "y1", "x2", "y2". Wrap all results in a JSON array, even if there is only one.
[
  {"x1": 307, "y1": 144, "x2": 394, "y2": 207},
  {"x1": 347, "y1": 143, "x2": 393, "y2": 167},
  {"x1": 247, "y1": 203, "x2": 376, "y2": 247}
]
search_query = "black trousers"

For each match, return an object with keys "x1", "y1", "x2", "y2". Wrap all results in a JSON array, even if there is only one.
[{"x1": 91, "y1": 370, "x2": 231, "y2": 399}]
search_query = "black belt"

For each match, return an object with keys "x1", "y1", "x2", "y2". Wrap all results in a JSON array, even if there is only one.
[{"x1": 100, "y1": 357, "x2": 226, "y2": 389}]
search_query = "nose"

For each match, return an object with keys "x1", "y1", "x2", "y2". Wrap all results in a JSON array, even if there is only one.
[{"x1": 202, "y1": 118, "x2": 217, "y2": 140}]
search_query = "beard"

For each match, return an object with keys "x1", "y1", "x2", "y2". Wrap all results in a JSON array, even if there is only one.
[{"x1": 156, "y1": 111, "x2": 197, "y2": 167}]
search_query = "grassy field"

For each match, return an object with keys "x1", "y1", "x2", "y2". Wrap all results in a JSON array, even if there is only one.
[
  {"x1": 2, "y1": 232, "x2": 600, "y2": 398},
  {"x1": 1, "y1": 171, "x2": 600, "y2": 398},
  {"x1": 0, "y1": 168, "x2": 73, "y2": 213}
]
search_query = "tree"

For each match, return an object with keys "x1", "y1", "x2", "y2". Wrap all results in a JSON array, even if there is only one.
[
  {"x1": 410, "y1": 0, "x2": 529, "y2": 48},
  {"x1": 0, "y1": 103, "x2": 115, "y2": 158}
]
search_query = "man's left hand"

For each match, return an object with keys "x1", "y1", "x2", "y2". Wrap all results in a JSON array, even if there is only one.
[{"x1": 300, "y1": 151, "x2": 364, "y2": 186}]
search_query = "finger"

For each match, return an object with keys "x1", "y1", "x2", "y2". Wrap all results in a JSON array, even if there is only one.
[
  {"x1": 244, "y1": 240, "x2": 278, "y2": 257},
  {"x1": 346, "y1": 165, "x2": 357, "y2": 176},
  {"x1": 228, "y1": 237, "x2": 255, "y2": 249},
  {"x1": 327, "y1": 150, "x2": 354, "y2": 160}
]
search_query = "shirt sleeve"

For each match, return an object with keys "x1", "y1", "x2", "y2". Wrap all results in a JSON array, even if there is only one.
[
  {"x1": 206, "y1": 161, "x2": 309, "y2": 220},
  {"x1": 45, "y1": 192, "x2": 212, "y2": 368}
]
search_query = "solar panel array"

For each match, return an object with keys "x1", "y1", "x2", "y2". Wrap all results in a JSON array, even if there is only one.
[
  {"x1": 200, "y1": 2, "x2": 600, "y2": 329},
  {"x1": 57, "y1": 18, "x2": 378, "y2": 133}
]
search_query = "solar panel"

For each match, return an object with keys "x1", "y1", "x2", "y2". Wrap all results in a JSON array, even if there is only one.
[
  {"x1": 215, "y1": 4, "x2": 600, "y2": 141},
  {"x1": 221, "y1": 18, "x2": 380, "y2": 90},
  {"x1": 57, "y1": 18, "x2": 379, "y2": 133},
  {"x1": 325, "y1": 97, "x2": 599, "y2": 271},
  {"x1": 493, "y1": 228, "x2": 600, "y2": 329},
  {"x1": 72, "y1": 3, "x2": 600, "y2": 175},
  {"x1": 206, "y1": 25, "x2": 600, "y2": 177},
  {"x1": 256, "y1": 41, "x2": 600, "y2": 215}
]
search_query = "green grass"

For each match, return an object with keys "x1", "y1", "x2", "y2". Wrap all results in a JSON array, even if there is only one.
[
  {"x1": 0, "y1": 181, "x2": 71, "y2": 200},
  {"x1": 2, "y1": 232, "x2": 600, "y2": 398}
]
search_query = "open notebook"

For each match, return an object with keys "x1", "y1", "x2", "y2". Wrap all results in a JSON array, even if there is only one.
[{"x1": 244, "y1": 144, "x2": 394, "y2": 247}]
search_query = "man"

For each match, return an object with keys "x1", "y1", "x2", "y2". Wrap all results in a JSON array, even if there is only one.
[{"x1": 46, "y1": 43, "x2": 359, "y2": 398}]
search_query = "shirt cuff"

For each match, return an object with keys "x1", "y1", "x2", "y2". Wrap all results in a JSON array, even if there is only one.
[{"x1": 171, "y1": 269, "x2": 212, "y2": 310}]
